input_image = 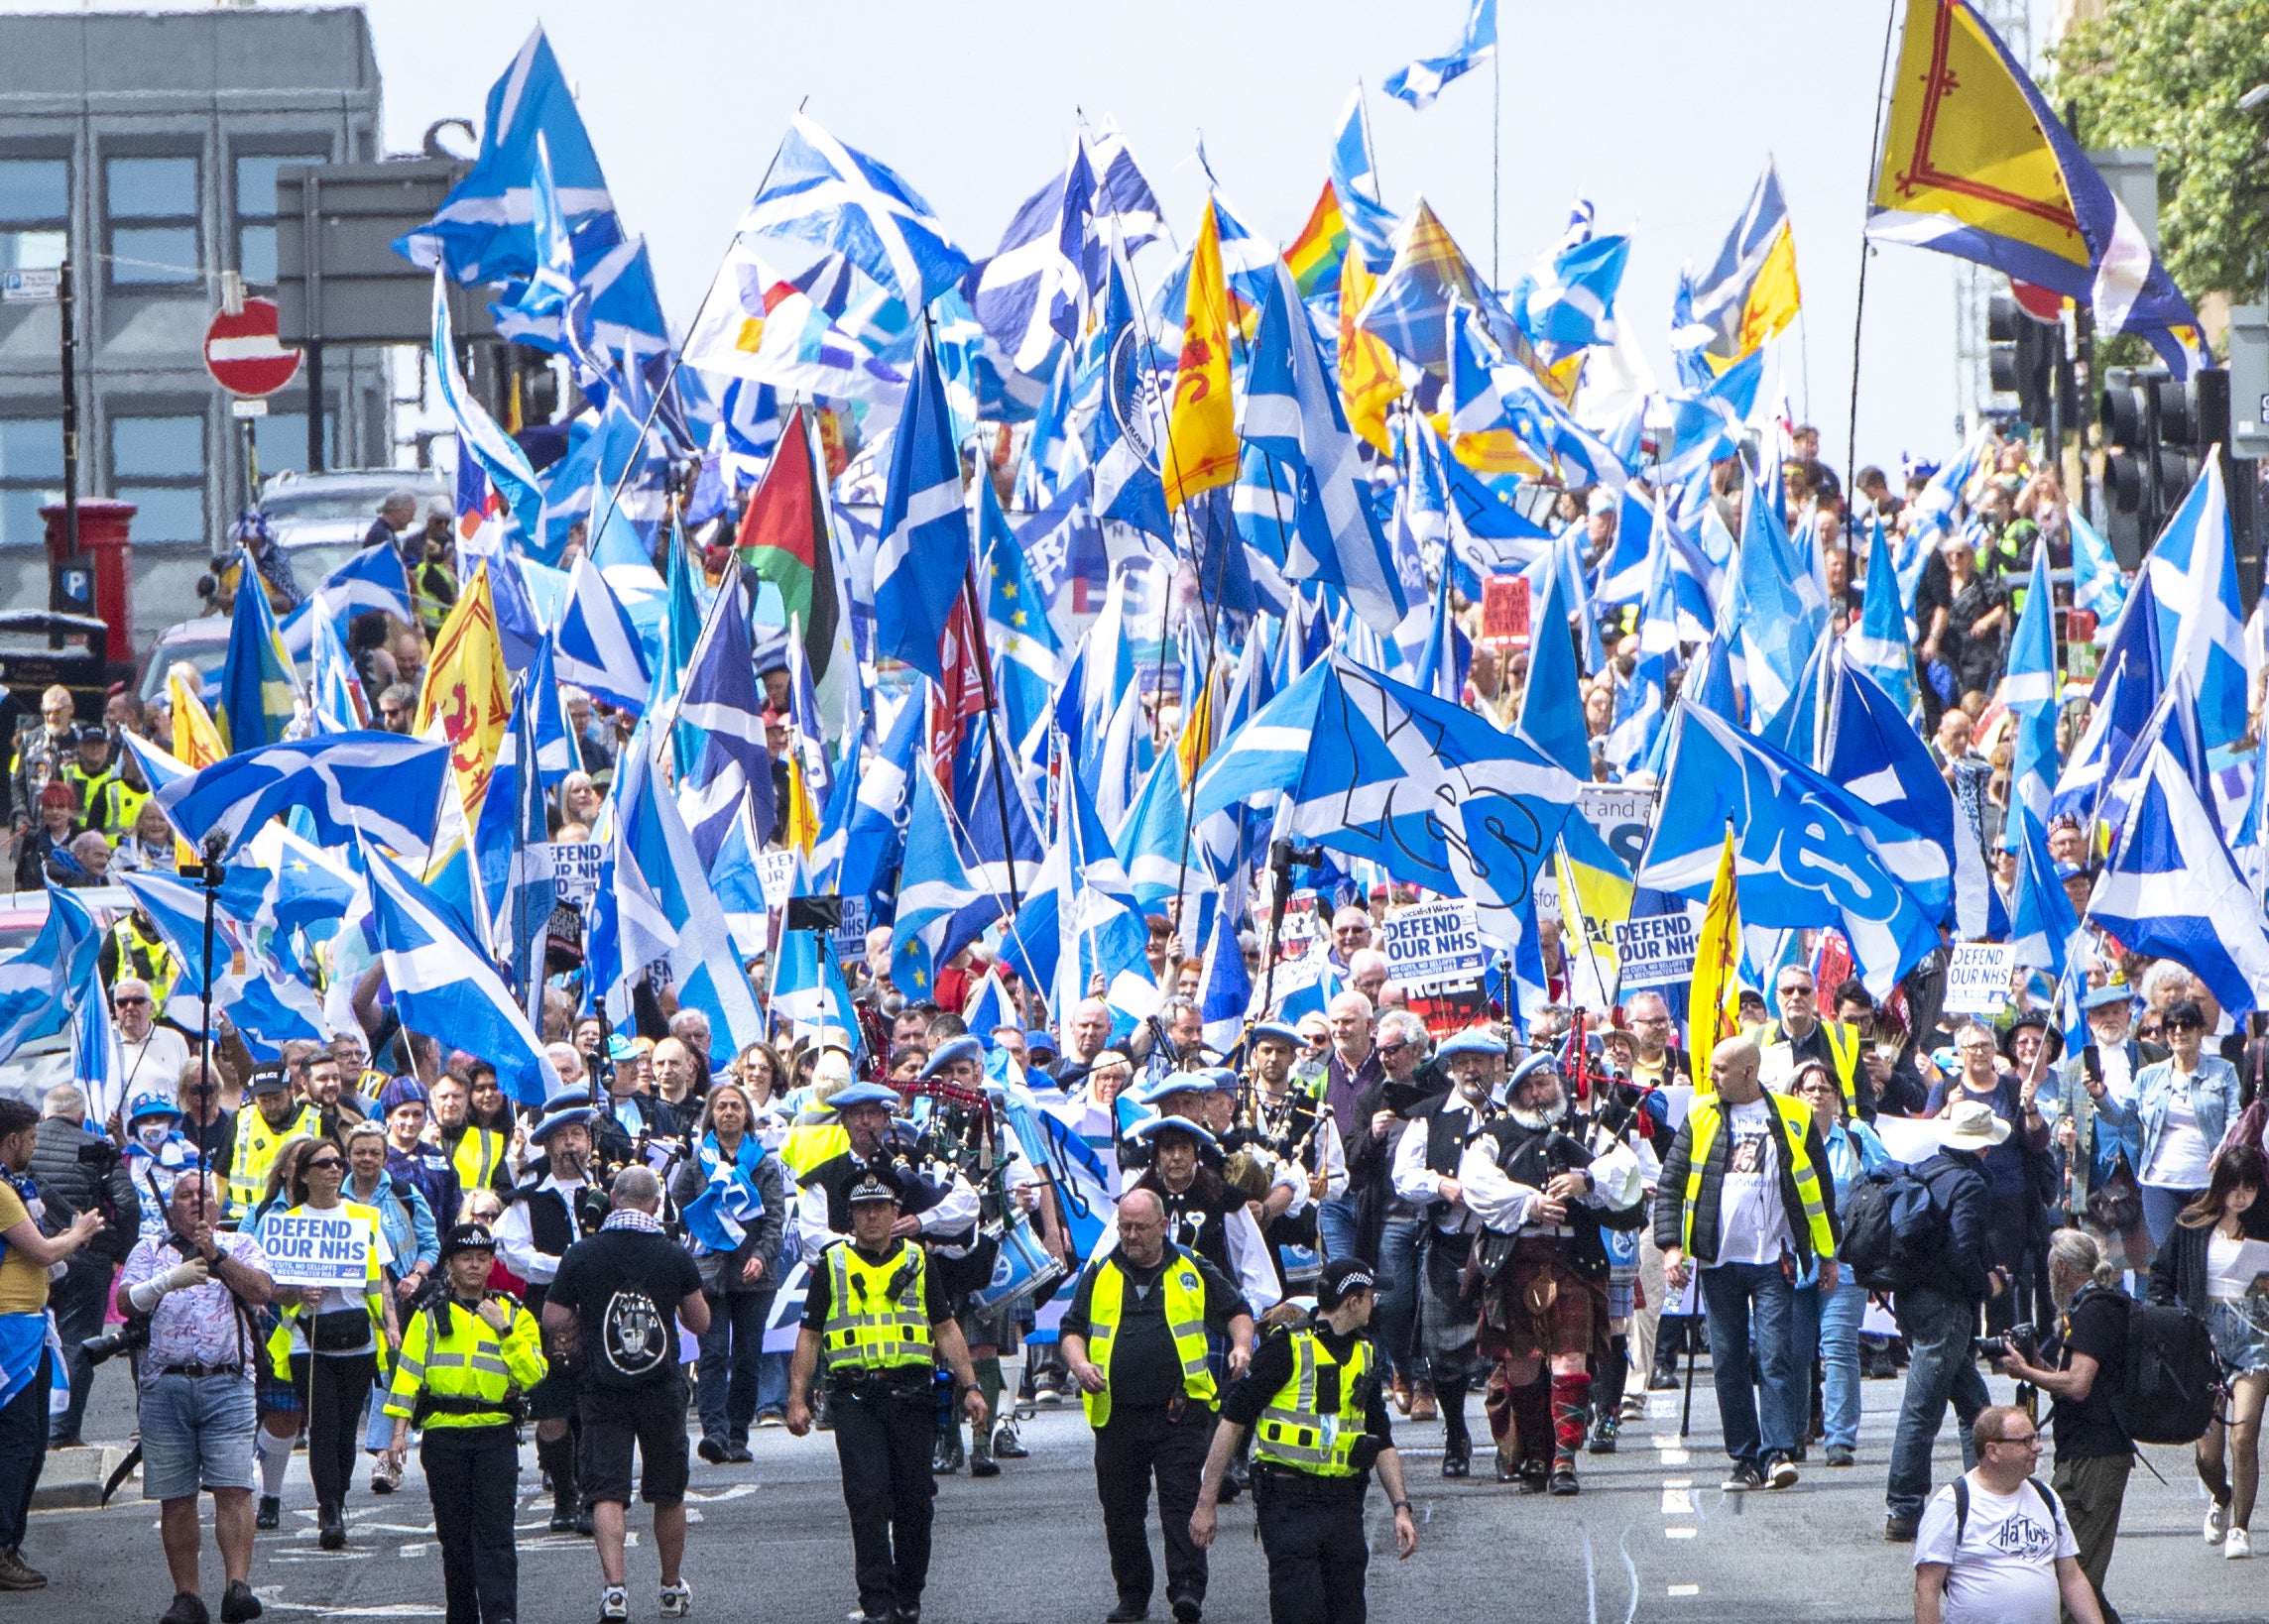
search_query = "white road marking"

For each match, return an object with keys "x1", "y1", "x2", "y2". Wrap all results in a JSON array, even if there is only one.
[
  {"x1": 1668, "y1": 1583, "x2": 1700, "y2": 1596},
  {"x1": 1661, "y1": 1489, "x2": 1693, "y2": 1514},
  {"x1": 1666, "y1": 1527, "x2": 1697, "y2": 1539}
]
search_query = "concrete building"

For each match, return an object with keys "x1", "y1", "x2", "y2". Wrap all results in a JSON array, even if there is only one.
[{"x1": 0, "y1": 5, "x2": 388, "y2": 657}]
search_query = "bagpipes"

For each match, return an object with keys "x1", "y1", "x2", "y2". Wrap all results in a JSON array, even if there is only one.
[{"x1": 892, "y1": 1077, "x2": 1066, "y2": 1312}]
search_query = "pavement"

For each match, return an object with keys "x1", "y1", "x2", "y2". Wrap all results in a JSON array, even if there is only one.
[{"x1": 15, "y1": 1358, "x2": 2269, "y2": 1623}]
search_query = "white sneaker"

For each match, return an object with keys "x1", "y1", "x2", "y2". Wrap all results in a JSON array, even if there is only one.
[
  {"x1": 599, "y1": 1585, "x2": 630, "y2": 1622},
  {"x1": 2208, "y1": 1502, "x2": 2231, "y2": 1545},
  {"x1": 660, "y1": 1579, "x2": 693, "y2": 1618},
  {"x1": 2228, "y1": 1527, "x2": 2252, "y2": 1561}
]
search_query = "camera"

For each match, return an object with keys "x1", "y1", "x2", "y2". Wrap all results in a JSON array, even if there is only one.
[
  {"x1": 75, "y1": 1139, "x2": 119, "y2": 1173},
  {"x1": 81, "y1": 1318, "x2": 149, "y2": 1368},
  {"x1": 1972, "y1": 1328, "x2": 2036, "y2": 1365}
]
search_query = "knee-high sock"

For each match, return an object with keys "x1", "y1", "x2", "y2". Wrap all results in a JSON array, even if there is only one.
[
  {"x1": 1436, "y1": 1376, "x2": 1470, "y2": 1449},
  {"x1": 1551, "y1": 1371, "x2": 1593, "y2": 1463},
  {"x1": 976, "y1": 1358, "x2": 1003, "y2": 1429},
  {"x1": 1510, "y1": 1369, "x2": 1553, "y2": 1463},
  {"x1": 537, "y1": 1431, "x2": 577, "y2": 1512},
  {"x1": 1594, "y1": 1335, "x2": 1628, "y2": 1421},
  {"x1": 257, "y1": 1427, "x2": 294, "y2": 1498}
]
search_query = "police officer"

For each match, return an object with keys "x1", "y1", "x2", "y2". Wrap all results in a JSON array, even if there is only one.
[
  {"x1": 785, "y1": 1173, "x2": 987, "y2": 1624},
  {"x1": 1191, "y1": 1259, "x2": 1418, "y2": 1624},
  {"x1": 1060, "y1": 1188, "x2": 1254, "y2": 1624},
  {"x1": 492, "y1": 1090, "x2": 608, "y2": 1534},
  {"x1": 381, "y1": 1223, "x2": 546, "y2": 1624}
]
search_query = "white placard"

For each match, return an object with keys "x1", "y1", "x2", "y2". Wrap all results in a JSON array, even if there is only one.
[
  {"x1": 1378, "y1": 898, "x2": 1485, "y2": 990},
  {"x1": 831, "y1": 896, "x2": 870, "y2": 966},
  {"x1": 256, "y1": 1211, "x2": 370, "y2": 1289},
  {"x1": 1613, "y1": 910, "x2": 1699, "y2": 991},
  {"x1": 552, "y1": 841, "x2": 603, "y2": 905},
  {"x1": 1942, "y1": 943, "x2": 2015, "y2": 1015},
  {"x1": 758, "y1": 851, "x2": 797, "y2": 910}
]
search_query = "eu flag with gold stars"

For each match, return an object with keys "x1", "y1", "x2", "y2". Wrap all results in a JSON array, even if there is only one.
[{"x1": 976, "y1": 471, "x2": 1060, "y2": 778}]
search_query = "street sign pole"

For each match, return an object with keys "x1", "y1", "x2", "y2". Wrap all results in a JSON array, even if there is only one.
[{"x1": 59, "y1": 256, "x2": 76, "y2": 565}]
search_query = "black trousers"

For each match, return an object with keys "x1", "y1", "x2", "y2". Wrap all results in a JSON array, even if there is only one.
[
  {"x1": 49, "y1": 1255, "x2": 110, "y2": 1444},
  {"x1": 830, "y1": 1382, "x2": 936, "y2": 1617},
  {"x1": 420, "y1": 1424, "x2": 520, "y2": 1624},
  {"x1": 1254, "y1": 1472, "x2": 1371, "y2": 1624},
  {"x1": 1093, "y1": 1402, "x2": 1213, "y2": 1609},
  {"x1": 289, "y1": 1352, "x2": 377, "y2": 1512}
]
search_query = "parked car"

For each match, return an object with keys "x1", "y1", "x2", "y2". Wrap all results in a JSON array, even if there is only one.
[{"x1": 259, "y1": 468, "x2": 447, "y2": 590}]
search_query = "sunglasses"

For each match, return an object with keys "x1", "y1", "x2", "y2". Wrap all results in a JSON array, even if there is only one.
[
  {"x1": 304, "y1": 1157, "x2": 344, "y2": 1173},
  {"x1": 114, "y1": 994, "x2": 150, "y2": 1007}
]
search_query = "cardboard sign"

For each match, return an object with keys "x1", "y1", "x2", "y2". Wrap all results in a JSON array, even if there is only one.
[
  {"x1": 832, "y1": 896, "x2": 870, "y2": 967},
  {"x1": 1481, "y1": 574, "x2": 1530, "y2": 642},
  {"x1": 552, "y1": 842, "x2": 604, "y2": 906},
  {"x1": 758, "y1": 851, "x2": 797, "y2": 911},
  {"x1": 1942, "y1": 943, "x2": 2015, "y2": 1015},
  {"x1": 256, "y1": 1211, "x2": 371, "y2": 1289},
  {"x1": 1613, "y1": 910, "x2": 1699, "y2": 991},
  {"x1": 1378, "y1": 898, "x2": 1486, "y2": 990}
]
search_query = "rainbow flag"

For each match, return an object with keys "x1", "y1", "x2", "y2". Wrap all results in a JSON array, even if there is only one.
[{"x1": 1285, "y1": 180, "x2": 1349, "y2": 301}]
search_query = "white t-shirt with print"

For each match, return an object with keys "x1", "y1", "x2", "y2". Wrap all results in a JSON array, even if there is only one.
[
  {"x1": 1709, "y1": 1098, "x2": 1792, "y2": 1268},
  {"x1": 1912, "y1": 1473, "x2": 2076, "y2": 1624}
]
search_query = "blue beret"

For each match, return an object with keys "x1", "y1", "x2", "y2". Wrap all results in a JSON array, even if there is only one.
[
  {"x1": 1436, "y1": 1027, "x2": 1507, "y2": 1059},
  {"x1": 1024, "y1": 1028, "x2": 1060, "y2": 1053},
  {"x1": 1508, "y1": 1052, "x2": 1560, "y2": 1090},
  {"x1": 2053, "y1": 861, "x2": 2087, "y2": 882},
  {"x1": 2084, "y1": 983, "x2": 2133, "y2": 1010},
  {"x1": 1199, "y1": 1067, "x2": 1240, "y2": 1092},
  {"x1": 918, "y1": 1035, "x2": 985, "y2": 1078},
  {"x1": 529, "y1": 1090, "x2": 599, "y2": 1143},
  {"x1": 1125, "y1": 1113, "x2": 1218, "y2": 1149},
  {"x1": 1250, "y1": 1020, "x2": 1305, "y2": 1048},
  {"x1": 829, "y1": 1082, "x2": 902, "y2": 1111},
  {"x1": 1133, "y1": 1071, "x2": 1215, "y2": 1107}
]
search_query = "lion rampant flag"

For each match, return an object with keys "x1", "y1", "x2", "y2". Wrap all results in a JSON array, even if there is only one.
[
  {"x1": 1161, "y1": 199, "x2": 1241, "y2": 511},
  {"x1": 169, "y1": 673, "x2": 226, "y2": 868},
  {"x1": 1686, "y1": 827, "x2": 1744, "y2": 1078},
  {"x1": 415, "y1": 561, "x2": 512, "y2": 826}
]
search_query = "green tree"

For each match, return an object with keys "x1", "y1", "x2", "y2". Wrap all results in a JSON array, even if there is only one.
[{"x1": 2051, "y1": 0, "x2": 2269, "y2": 300}]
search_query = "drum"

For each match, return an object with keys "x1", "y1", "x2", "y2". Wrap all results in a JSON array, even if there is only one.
[{"x1": 973, "y1": 1215, "x2": 1068, "y2": 1312}]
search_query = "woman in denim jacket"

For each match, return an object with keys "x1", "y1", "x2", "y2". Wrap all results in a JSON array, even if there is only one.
[
  {"x1": 1790, "y1": 1062, "x2": 1890, "y2": 1467},
  {"x1": 2108, "y1": 998, "x2": 2241, "y2": 1250}
]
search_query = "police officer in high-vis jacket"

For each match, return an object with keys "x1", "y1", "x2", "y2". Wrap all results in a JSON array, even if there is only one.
[
  {"x1": 785, "y1": 1173, "x2": 986, "y2": 1624},
  {"x1": 1192, "y1": 1259, "x2": 1418, "y2": 1624},
  {"x1": 381, "y1": 1223, "x2": 546, "y2": 1624},
  {"x1": 1060, "y1": 1186, "x2": 1254, "y2": 1624}
]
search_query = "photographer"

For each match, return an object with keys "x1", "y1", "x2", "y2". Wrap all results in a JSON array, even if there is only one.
[
  {"x1": 1991, "y1": 1229, "x2": 2130, "y2": 1624},
  {"x1": 0, "y1": 1095, "x2": 106, "y2": 1591},
  {"x1": 29, "y1": 1082, "x2": 140, "y2": 1448},
  {"x1": 117, "y1": 1172, "x2": 274, "y2": 1624}
]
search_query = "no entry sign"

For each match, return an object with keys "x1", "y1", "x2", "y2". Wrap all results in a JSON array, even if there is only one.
[{"x1": 204, "y1": 296, "x2": 303, "y2": 398}]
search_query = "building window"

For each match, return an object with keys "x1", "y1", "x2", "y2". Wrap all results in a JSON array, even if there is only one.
[
  {"x1": 0, "y1": 159, "x2": 65, "y2": 273},
  {"x1": 235, "y1": 152, "x2": 323, "y2": 287},
  {"x1": 106, "y1": 156, "x2": 199, "y2": 289},
  {"x1": 110, "y1": 413, "x2": 205, "y2": 544},
  {"x1": 0, "y1": 417, "x2": 61, "y2": 548},
  {"x1": 250, "y1": 402, "x2": 332, "y2": 481}
]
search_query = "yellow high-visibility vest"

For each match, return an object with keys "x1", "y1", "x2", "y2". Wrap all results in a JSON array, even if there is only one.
[
  {"x1": 1253, "y1": 1328, "x2": 1372, "y2": 1478},
  {"x1": 1079, "y1": 1250, "x2": 1216, "y2": 1430}
]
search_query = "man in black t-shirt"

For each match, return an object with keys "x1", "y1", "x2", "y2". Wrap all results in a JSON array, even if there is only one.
[
  {"x1": 1994, "y1": 1229, "x2": 2131, "y2": 1624},
  {"x1": 543, "y1": 1166, "x2": 710, "y2": 1624}
]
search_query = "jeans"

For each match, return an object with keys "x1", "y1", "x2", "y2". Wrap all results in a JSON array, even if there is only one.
[
  {"x1": 1886, "y1": 1285, "x2": 1988, "y2": 1520},
  {"x1": 0, "y1": 1347, "x2": 49, "y2": 1549},
  {"x1": 1316, "y1": 1197, "x2": 1362, "y2": 1266},
  {"x1": 1698, "y1": 1261, "x2": 1799, "y2": 1468},
  {"x1": 757, "y1": 1350, "x2": 790, "y2": 1417},
  {"x1": 1792, "y1": 1276, "x2": 1868, "y2": 1452},
  {"x1": 2141, "y1": 1184, "x2": 2201, "y2": 1255},
  {"x1": 696, "y1": 1289, "x2": 774, "y2": 1445},
  {"x1": 1373, "y1": 1217, "x2": 1426, "y2": 1384},
  {"x1": 48, "y1": 1256, "x2": 109, "y2": 1445}
]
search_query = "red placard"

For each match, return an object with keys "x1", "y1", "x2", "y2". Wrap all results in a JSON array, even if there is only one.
[{"x1": 1481, "y1": 574, "x2": 1530, "y2": 643}]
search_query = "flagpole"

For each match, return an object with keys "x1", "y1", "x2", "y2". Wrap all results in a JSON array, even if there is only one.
[
  {"x1": 957, "y1": 563, "x2": 1026, "y2": 920},
  {"x1": 1491, "y1": 53, "x2": 1502, "y2": 287},
  {"x1": 1844, "y1": 0, "x2": 1901, "y2": 569}
]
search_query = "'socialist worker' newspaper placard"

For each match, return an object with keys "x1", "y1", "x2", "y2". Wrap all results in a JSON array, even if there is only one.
[
  {"x1": 1941, "y1": 942, "x2": 2015, "y2": 1015},
  {"x1": 256, "y1": 1211, "x2": 372, "y2": 1289},
  {"x1": 1612, "y1": 910, "x2": 1699, "y2": 991},
  {"x1": 1378, "y1": 899, "x2": 1486, "y2": 991}
]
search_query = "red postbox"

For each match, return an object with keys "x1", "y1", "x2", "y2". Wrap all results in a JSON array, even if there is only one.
[{"x1": 42, "y1": 498, "x2": 137, "y2": 668}]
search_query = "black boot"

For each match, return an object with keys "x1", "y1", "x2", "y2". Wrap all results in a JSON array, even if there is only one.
[
  {"x1": 1647, "y1": 1318, "x2": 1686, "y2": 1390},
  {"x1": 317, "y1": 1501, "x2": 345, "y2": 1550},
  {"x1": 537, "y1": 1435, "x2": 581, "y2": 1534},
  {"x1": 1438, "y1": 1379, "x2": 1471, "y2": 1477}
]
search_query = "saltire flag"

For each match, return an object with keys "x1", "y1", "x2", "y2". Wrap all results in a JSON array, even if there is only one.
[
  {"x1": 607, "y1": 742, "x2": 767, "y2": 1057},
  {"x1": 430, "y1": 269, "x2": 545, "y2": 552},
  {"x1": 2001, "y1": 539, "x2": 2062, "y2": 828},
  {"x1": 966, "y1": 135, "x2": 1098, "y2": 374},
  {"x1": 676, "y1": 574, "x2": 777, "y2": 868},
  {"x1": 1191, "y1": 654, "x2": 1582, "y2": 951},
  {"x1": 415, "y1": 561, "x2": 513, "y2": 828},
  {"x1": 2088, "y1": 741, "x2": 2269, "y2": 1016},
  {"x1": 1083, "y1": 116, "x2": 1168, "y2": 254},
  {"x1": 277, "y1": 542, "x2": 415, "y2": 662},
  {"x1": 976, "y1": 473, "x2": 1061, "y2": 773},
  {"x1": 1672, "y1": 160, "x2": 1801, "y2": 385},
  {"x1": 363, "y1": 842, "x2": 551, "y2": 1103},
  {"x1": 0, "y1": 884, "x2": 100, "y2": 1064},
  {"x1": 1639, "y1": 701, "x2": 1943, "y2": 995},
  {"x1": 71, "y1": 952, "x2": 122, "y2": 1128},
  {"x1": 737, "y1": 112, "x2": 971, "y2": 312},
  {"x1": 2144, "y1": 458, "x2": 2248, "y2": 754},
  {"x1": 2069, "y1": 508, "x2": 2129, "y2": 629},
  {"x1": 1162, "y1": 199, "x2": 1241, "y2": 512},
  {"x1": 1330, "y1": 88, "x2": 1400, "y2": 274},
  {"x1": 891, "y1": 759, "x2": 1000, "y2": 1003},
  {"x1": 769, "y1": 925, "x2": 862, "y2": 1048},
  {"x1": 396, "y1": 24, "x2": 614, "y2": 285},
  {"x1": 306, "y1": 599, "x2": 367, "y2": 734},
  {"x1": 2008, "y1": 807, "x2": 2080, "y2": 976},
  {"x1": 1845, "y1": 517, "x2": 1918, "y2": 717},
  {"x1": 1383, "y1": 0, "x2": 1497, "y2": 110},
  {"x1": 117, "y1": 868, "x2": 327, "y2": 1056},
  {"x1": 554, "y1": 552, "x2": 652, "y2": 715},
  {"x1": 1245, "y1": 261, "x2": 1410, "y2": 638},
  {"x1": 1195, "y1": 889, "x2": 1254, "y2": 1053},
  {"x1": 680, "y1": 1164, "x2": 768, "y2": 1260},
  {"x1": 1865, "y1": 0, "x2": 2208, "y2": 376},
  {"x1": 1730, "y1": 461, "x2": 1828, "y2": 742},
  {"x1": 1001, "y1": 762, "x2": 1157, "y2": 1026},
  {"x1": 156, "y1": 733, "x2": 450, "y2": 861},
  {"x1": 874, "y1": 325, "x2": 970, "y2": 683},
  {"x1": 216, "y1": 553, "x2": 299, "y2": 754},
  {"x1": 1515, "y1": 216, "x2": 1630, "y2": 358},
  {"x1": 836, "y1": 693, "x2": 925, "y2": 916}
]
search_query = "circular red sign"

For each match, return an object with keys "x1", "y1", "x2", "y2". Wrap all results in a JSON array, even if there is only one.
[
  {"x1": 203, "y1": 296, "x2": 303, "y2": 398},
  {"x1": 2008, "y1": 279, "x2": 2065, "y2": 325}
]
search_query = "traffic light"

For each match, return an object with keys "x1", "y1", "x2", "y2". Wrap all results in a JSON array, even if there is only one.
[
  {"x1": 2098, "y1": 366, "x2": 2194, "y2": 566},
  {"x1": 1987, "y1": 288, "x2": 2071, "y2": 434}
]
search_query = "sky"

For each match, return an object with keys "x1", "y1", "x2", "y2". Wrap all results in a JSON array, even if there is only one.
[{"x1": 29, "y1": 0, "x2": 2079, "y2": 476}]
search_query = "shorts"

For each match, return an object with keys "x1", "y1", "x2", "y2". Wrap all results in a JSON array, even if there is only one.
[
  {"x1": 1477, "y1": 1237, "x2": 1611, "y2": 1363},
  {"x1": 139, "y1": 1372, "x2": 258, "y2": 1500},
  {"x1": 577, "y1": 1374, "x2": 691, "y2": 1507},
  {"x1": 2209, "y1": 1299, "x2": 2269, "y2": 1375}
]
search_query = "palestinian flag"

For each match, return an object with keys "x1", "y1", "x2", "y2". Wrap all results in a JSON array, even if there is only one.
[{"x1": 735, "y1": 406, "x2": 844, "y2": 697}]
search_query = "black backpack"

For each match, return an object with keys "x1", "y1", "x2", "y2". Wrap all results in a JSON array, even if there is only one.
[
  {"x1": 1838, "y1": 1161, "x2": 1949, "y2": 1294},
  {"x1": 2075, "y1": 1286, "x2": 2220, "y2": 1447}
]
